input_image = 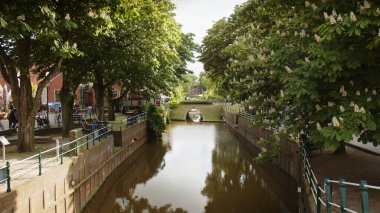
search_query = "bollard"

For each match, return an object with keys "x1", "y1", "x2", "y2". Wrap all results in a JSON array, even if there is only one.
[
  {"x1": 38, "y1": 151, "x2": 42, "y2": 176},
  {"x1": 325, "y1": 178, "x2": 332, "y2": 213},
  {"x1": 316, "y1": 183, "x2": 321, "y2": 213},
  {"x1": 60, "y1": 142, "x2": 63, "y2": 165},
  {"x1": 86, "y1": 135, "x2": 89, "y2": 150},
  {"x1": 339, "y1": 179, "x2": 347, "y2": 213},
  {"x1": 359, "y1": 180, "x2": 369, "y2": 213},
  {"x1": 6, "y1": 161, "x2": 11, "y2": 192}
]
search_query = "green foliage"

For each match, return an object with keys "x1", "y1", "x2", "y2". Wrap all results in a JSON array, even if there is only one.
[
  {"x1": 201, "y1": 0, "x2": 380, "y2": 149},
  {"x1": 168, "y1": 100, "x2": 179, "y2": 109},
  {"x1": 147, "y1": 103, "x2": 166, "y2": 142}
]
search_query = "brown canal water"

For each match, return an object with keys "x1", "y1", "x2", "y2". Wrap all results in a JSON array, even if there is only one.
[{"x1": 83, "y1": 122, "x2": 298, "y2": 213}]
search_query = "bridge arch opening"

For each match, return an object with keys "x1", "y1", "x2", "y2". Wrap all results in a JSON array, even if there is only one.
[{"x1": 186, "y1": 108, "x2": 203, "y2": 122}]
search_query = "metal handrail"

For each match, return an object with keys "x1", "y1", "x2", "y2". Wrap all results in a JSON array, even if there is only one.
[
  {"x1": 0, "y1": 124, "x2": 112, "y2": 192},
  {"x1": 118, "y1": 112, "x2": 147, "y2": 129},
  {"x1": 301, "y1": 144, "x2": 380, "y2": 213}
]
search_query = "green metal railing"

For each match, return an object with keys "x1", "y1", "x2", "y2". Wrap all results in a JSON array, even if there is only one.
[
  {"x1": 0, "y1": 124, "x2": 112, "y2": 193},
  {"x1": 224, "y1": 107, "x2": 380, "y2": 212},
  {"x1": 302, "y1": 145, "x2": 380, "y2": 213},
  {"x1": 117, "y1": 112, "x2": 147, "y2": 131}
]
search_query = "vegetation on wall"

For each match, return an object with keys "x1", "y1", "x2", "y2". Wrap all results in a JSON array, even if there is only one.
[{"x1": 147, "y1": 103, "x2": 166, "y2": 142}]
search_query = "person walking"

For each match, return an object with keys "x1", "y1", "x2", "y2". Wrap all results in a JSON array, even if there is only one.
[{"x1": 7, "y1": 105, "x2": 17, "y2": 128}]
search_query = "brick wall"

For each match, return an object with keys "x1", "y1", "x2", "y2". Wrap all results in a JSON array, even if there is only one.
[{"x1": 224, "y1": 109, "x2": 299, "y2": 181}]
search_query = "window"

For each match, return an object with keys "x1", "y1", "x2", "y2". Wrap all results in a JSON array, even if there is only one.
[
  {"x1": 112, "y1": 89, "x2": 118, "y2": 98},
  {"x1": 54, "y1": 90, "x2": 60, "y2": 101}
]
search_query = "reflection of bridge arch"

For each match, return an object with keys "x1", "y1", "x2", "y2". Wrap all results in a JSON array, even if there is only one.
[{"x1": 185, "y1": 107, "x2": 204, "y2": 122}]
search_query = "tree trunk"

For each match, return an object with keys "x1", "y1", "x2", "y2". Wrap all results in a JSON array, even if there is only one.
[
  {"x1": 107, "y1": 88, "x2": 116, "y2": 121},
  {"x1": 334, "y1": 141, "x2": 346, "y2": 155},
  {"x1": 16, "y1": 71, "x2": 38, "y2": 152},
  {"x1": 94, "y1": 71, "x2": 105, "y2": 120},
  {"x1": 61, "y1": 96, "x2": 74, "y2": 137},
  {"x1": 108, "y1": 100, "x2": 115, "y2": 121},
  {"x1": 0, "y1": 36, "x2": 63, "y2": 153},
  {"x1": 17, "y1": 114, "x2": 35, "y2": 152},
  {"x1": 60, "y1": 72, "x2": 77, "y2": 137}
]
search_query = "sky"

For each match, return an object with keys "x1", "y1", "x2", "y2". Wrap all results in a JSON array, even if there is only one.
[{"x1": 172, "y1": 0, "x2": 247, "y2": 77}]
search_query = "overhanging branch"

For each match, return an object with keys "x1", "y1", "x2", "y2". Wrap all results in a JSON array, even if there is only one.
[{"x1": 33, "y1": 57, "x2": 63, "y2": 111}]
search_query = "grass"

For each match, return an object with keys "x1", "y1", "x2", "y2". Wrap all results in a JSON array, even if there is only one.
[{"x1": 169, "y1": 104, "x2": 224, "y2": 122}]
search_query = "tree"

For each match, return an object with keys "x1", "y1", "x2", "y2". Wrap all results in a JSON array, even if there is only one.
[
  {"x1": 0, "y1": 0, "x2": 83, "y2": 151},
  {"x1": 201, "y1": 0, "x2": 380, "y2": 155}
]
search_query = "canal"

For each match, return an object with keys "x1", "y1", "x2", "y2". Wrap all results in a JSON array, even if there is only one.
[{"x1": 83, "y1": 122, "x2": 298, "y2": 213}]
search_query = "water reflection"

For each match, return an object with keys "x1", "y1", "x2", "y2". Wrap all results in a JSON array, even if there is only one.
[
  {"x1": 186, "y1": 108, "x2": 203, "y2": 122},
  {"x1": 84, "y1": 123, "x2": 297, "y2": 213},
  {"x1": 201, "y1": 125, "x2": 293, "y2": 212}
]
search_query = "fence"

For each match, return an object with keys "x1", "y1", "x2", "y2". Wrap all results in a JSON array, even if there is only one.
[
  {"x1": 224, "y1": 107, "x2": 380, "y2": 212},
  {"x1": 116, "y1": 112, "x2": 147, "y2": 131},
  {"x1": 0, "y1": 124, "x2": 112, "y2": 193},
  {"x1": 302, "y1": 145, "x2": 380, "y2": 213}
]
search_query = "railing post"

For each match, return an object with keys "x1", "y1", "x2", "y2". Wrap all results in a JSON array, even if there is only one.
[
  {"x1": 325, "y1": 178, "x2": 332, "y2": 213},
  {"x1": 317, "y1": 183, "x2": 321, "y2": 213},
  {"x1": 120, "y1": 120, "x2": 122, "y2": 131},
  {"x1": 38, "y1": 151, "x2": 42, "y2": 176},
  {"x1": 6, "y1": 161, "x2": 11, "y2": 192},
  {"x1": 60, "y1": 142, "x2": 63, "y2": 165},
  {"x1": 308, "y1": 167, "x2": 313, "y2": 192},
  {"x1": 93, "y1": 132, "x2": 95, "y2": 146},
  {"x1": 339, "y1": 178, "x2": 347, "y2": 213},
  {"x1": 86, "y1": 135, "x2": 89, "y2": 150},
  {"x1": 75, "y1": 139, "x2": 78, "y2": 156},
  {"x1": 359, "y1": 180, "x2": 369, "y2": 213}
]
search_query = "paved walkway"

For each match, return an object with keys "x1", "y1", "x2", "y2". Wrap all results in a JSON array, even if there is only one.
[
  {"x1": 0, "y1": 135, "x2": 102, "y2": 193},
  {"x1": 348, "y1": 135, "x2": 380, "y2": 155},
  {"x1": 310, "y1": 146, "x2": 380, "y2": 212},
  {"x1": 0, "y1": 111, "x2": 62, "y2": 131}
]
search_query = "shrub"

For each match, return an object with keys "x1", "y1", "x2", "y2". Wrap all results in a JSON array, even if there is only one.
[
  {"x1": 147, "y1": 103, "x2": 166, "y2": 142},
  {"x1": 169, "y1": 100, "x2": 179, "y2": 109}
]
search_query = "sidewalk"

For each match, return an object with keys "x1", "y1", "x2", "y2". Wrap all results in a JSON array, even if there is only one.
[
  {"x1": 348, "y1": 135, "x2": 380, "y2": 155},
  {"x1": 0, "y1": 111, "x2": 62, "y2": 132},
  {"x1": 310, "y1": 146, "x2": 380, "y2": 212},
  {"x1": 0, "y1": 135, "x2": 102, "y2": 193}
]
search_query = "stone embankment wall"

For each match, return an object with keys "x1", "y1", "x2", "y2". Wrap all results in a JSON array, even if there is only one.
[
  {"x1": 0, "y1": 120, "x2": 148, "y2": 213},
  {"x1": 223, "y1": 109, "x2": 299, "y2": 181}
]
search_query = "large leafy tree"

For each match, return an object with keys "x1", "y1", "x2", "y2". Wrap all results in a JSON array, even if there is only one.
[
  {"x1": 0, "y1": 0, "x2": 86, "y2": 152},
  {"x1": 201, "y1": 0, "x2": 380, "y2": 156},
  {"x1": 59, "y1": 0, "x2": 197, "y2": 136}
]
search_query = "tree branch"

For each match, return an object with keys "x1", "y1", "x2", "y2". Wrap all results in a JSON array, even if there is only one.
[
  {"x1": 0, "y1": 59, "x2": 10, "y2": 84},
  {"x1": 0, "y1": 45, "x2": 20, "y2": 96},
  {"x1": 0, "y1": 45, "x2": 13, "y2": 68},
  {"x1": 33, "y1": 57, "x2": 63, "y2": 112}
]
